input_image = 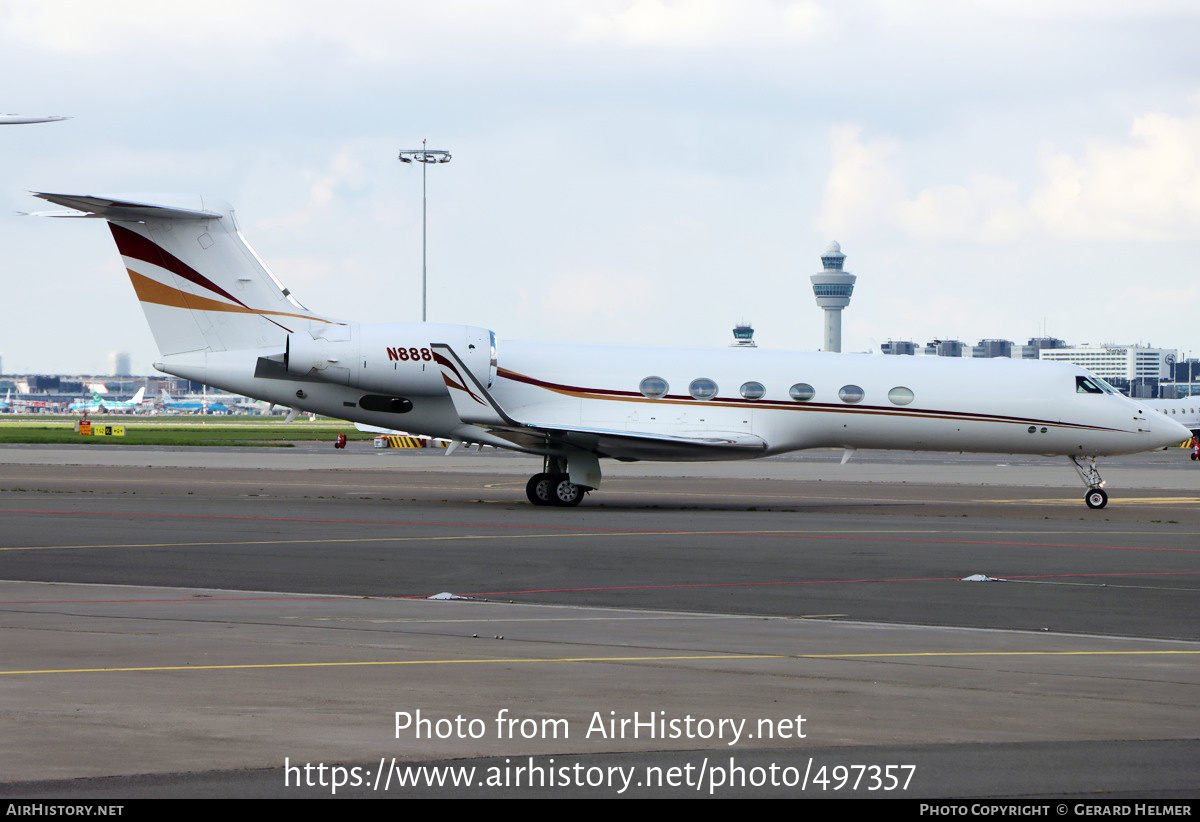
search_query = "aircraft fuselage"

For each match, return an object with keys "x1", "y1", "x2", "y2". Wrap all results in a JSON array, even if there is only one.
[{"x1": 157, "y1": 327, "x2": 1181, "y2": 463}]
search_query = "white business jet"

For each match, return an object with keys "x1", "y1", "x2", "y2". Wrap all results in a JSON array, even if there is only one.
[{"x1": 33, "y1": 192, "x2": 1190, "y2": 509}]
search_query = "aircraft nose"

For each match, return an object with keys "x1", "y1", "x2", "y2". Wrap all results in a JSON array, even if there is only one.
[{"x1": 1149, "y1": 411, "x2": 1193, "y2": 448}]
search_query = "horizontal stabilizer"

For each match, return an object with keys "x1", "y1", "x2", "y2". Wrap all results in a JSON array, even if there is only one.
[
  {"x1": 19, "y1": 209, "x2": 102, "y2": 219},
  {"x1": 31, "y1": 192, "x2": 222, "y2": 221}
]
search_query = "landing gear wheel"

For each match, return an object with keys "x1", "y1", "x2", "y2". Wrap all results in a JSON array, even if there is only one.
[
  {"x1": 1085, "y1": 488, "x2": 1108, "y2": 509},
  {"x1": 552, "y1": 476, "x2": 585, "y2": 507},
  {"x1": 525, "y1": 473, "x2": 554, "y2": 506}
]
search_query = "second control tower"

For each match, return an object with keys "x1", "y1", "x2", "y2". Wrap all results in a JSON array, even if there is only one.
[{"x1": 810, "y1": 241, "x2": 856, "y2": 352}]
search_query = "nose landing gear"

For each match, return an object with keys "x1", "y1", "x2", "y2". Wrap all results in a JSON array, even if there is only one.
[{"x1": 1070, "y1": 456, "x2": 1108, "y2": 509}]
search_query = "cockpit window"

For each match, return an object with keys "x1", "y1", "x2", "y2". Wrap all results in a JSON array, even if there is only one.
[{"x1": 1076, "y1": 376, "x2": 1105, "y2": 394}]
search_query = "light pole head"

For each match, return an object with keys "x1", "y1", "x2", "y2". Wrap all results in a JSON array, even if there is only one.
[{"x1": 398, "y1": 149, "x2": 451, "y2": 164}]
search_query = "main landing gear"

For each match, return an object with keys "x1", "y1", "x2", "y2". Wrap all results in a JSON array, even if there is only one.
[
  {"x1": 525, "y1": 473, "x2": 584, "y2": 506},
  {"x1": 525, "y1": 455, "x2": 592, "y2": 507},
  {"x1": 1070, "y1": 455, "x2": 1108, "y2": 509}
]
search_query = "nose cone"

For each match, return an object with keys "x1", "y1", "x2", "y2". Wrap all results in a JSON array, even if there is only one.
[{"x1": 1149, "y1": 412, "x2": 1193, "y2": 449}]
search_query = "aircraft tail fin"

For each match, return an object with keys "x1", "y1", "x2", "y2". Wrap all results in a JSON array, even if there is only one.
[
  {"x1": 129, "y1": 387, "x2": 145, "y2": 404},
  {"x1": 32, "y1": 193, "x2": 340, "y2": 357}
]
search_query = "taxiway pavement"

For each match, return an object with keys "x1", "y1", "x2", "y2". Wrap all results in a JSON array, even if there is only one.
[{"x1": 0, "y1": 445, "x2": 1197, "y2": 798}]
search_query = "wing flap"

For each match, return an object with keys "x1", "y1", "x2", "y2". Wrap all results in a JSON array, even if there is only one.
[{"x1": 485, "y1": 424, "x2": 767, "y2": 462}]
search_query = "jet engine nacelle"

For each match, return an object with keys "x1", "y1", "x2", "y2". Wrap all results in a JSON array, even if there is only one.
[{"x1": 286, "y1": 322, "x2": 497, "y2": 396}]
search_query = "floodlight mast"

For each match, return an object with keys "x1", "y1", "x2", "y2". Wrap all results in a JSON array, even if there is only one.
[{"x1": 397, "y1": 138, "x2": 452, "y2": 322}]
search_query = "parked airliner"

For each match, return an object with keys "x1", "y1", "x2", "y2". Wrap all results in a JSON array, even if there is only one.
[
  {"x1": 68, "y1": 386, "x2": 147, "y2": 414},
  {"x1": 33, "y1": 192, "x2": 1190, "y2": 508},
  {"x1": 159, "y1": 389, "x2": 231, "y2": 415}
]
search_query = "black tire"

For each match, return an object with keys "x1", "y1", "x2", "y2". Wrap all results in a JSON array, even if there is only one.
[
  {"x1": 552, "y1": 476, "x2": 585, "y2": 507},
  {"x1": 1085, "y1": 488, "x2": 1108, "y2": 509},
  {"x1": 525, "y1": 473, "x2": 554, "y2": 506}
]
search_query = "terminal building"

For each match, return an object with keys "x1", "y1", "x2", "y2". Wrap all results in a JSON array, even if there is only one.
[
  {"x1": 882, "y1": 337, "x2": 1069, "y2": 360},
  {"x1": 1166, "y1": 359, "x2": 1200, "y2": 398},
  {"x1": 879, "y1": 337, "x2": 1182, "y2": 398},
  {"x1": 1039, "y1": 345, "x2": 1177, "y2": 398},
  {"x1": 1037, "y1": 345, "x2": 1176, "y2": 382},
  {"x1": 0, "y1": 373, "x2": 262, "y2": 413}
]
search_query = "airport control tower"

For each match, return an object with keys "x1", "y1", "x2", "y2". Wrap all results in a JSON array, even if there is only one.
[
  {"x1": 810, "y1": 241, "x2": 856, "y2": 352},
  {"x1": 731, "y1": 321, "x2": 757, "y2": 348}
]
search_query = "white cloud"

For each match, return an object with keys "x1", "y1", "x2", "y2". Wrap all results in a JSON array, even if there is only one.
[
  {"x1": 541, "y1": 267, "x2": 665, "y2": 328},
  {"x1": 2, "y1": 0, "x2": 835, "y2": 76},
  {"x1": 816, "y1": 125, "x2": 1042, "y2": 245},
  {"x1": 575, "y1": 0, "x2": 827, "y2": 48},
  {"x1": 5, "y1": 1, "x2": 1200, "y2": 371},
  {"x1": 818, "y1": 103, "x2": 1200, "y2": 245},
  {"x1": 3, "y1": 2, "x2": 296, "y2": 56},
  {"x1": 1, "y1": 1, "x2": 575, "y2": 65},
  {"x1": 1030, "y1": 107, "x2": 1200, "y2": 241},
  {"x1": 815, "y1": 125, "x2": 902, "y2": 239},
  {"x1": 896, "y1": 175, "x2": 1031, "y2": 244}
]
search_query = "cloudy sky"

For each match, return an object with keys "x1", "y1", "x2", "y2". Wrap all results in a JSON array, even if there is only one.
[{"x1": 2, "y1": 0, "x2": 1198, "y2": 375}]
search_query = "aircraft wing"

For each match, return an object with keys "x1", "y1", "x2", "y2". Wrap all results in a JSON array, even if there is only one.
[
  {"x1": 432, "y1": 344, "x2": 768, "y2": 462},
  {"x1": 477, "y1": 424, "x2": 767, "y2": 462},
  {"x1": 355, "y1": 422, "x2": 404, "y2": 435}
]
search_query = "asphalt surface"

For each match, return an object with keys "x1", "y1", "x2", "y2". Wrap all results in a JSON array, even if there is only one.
[{"x1": 0, "y1": 444, "x2": 1197, "y2": 799}]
